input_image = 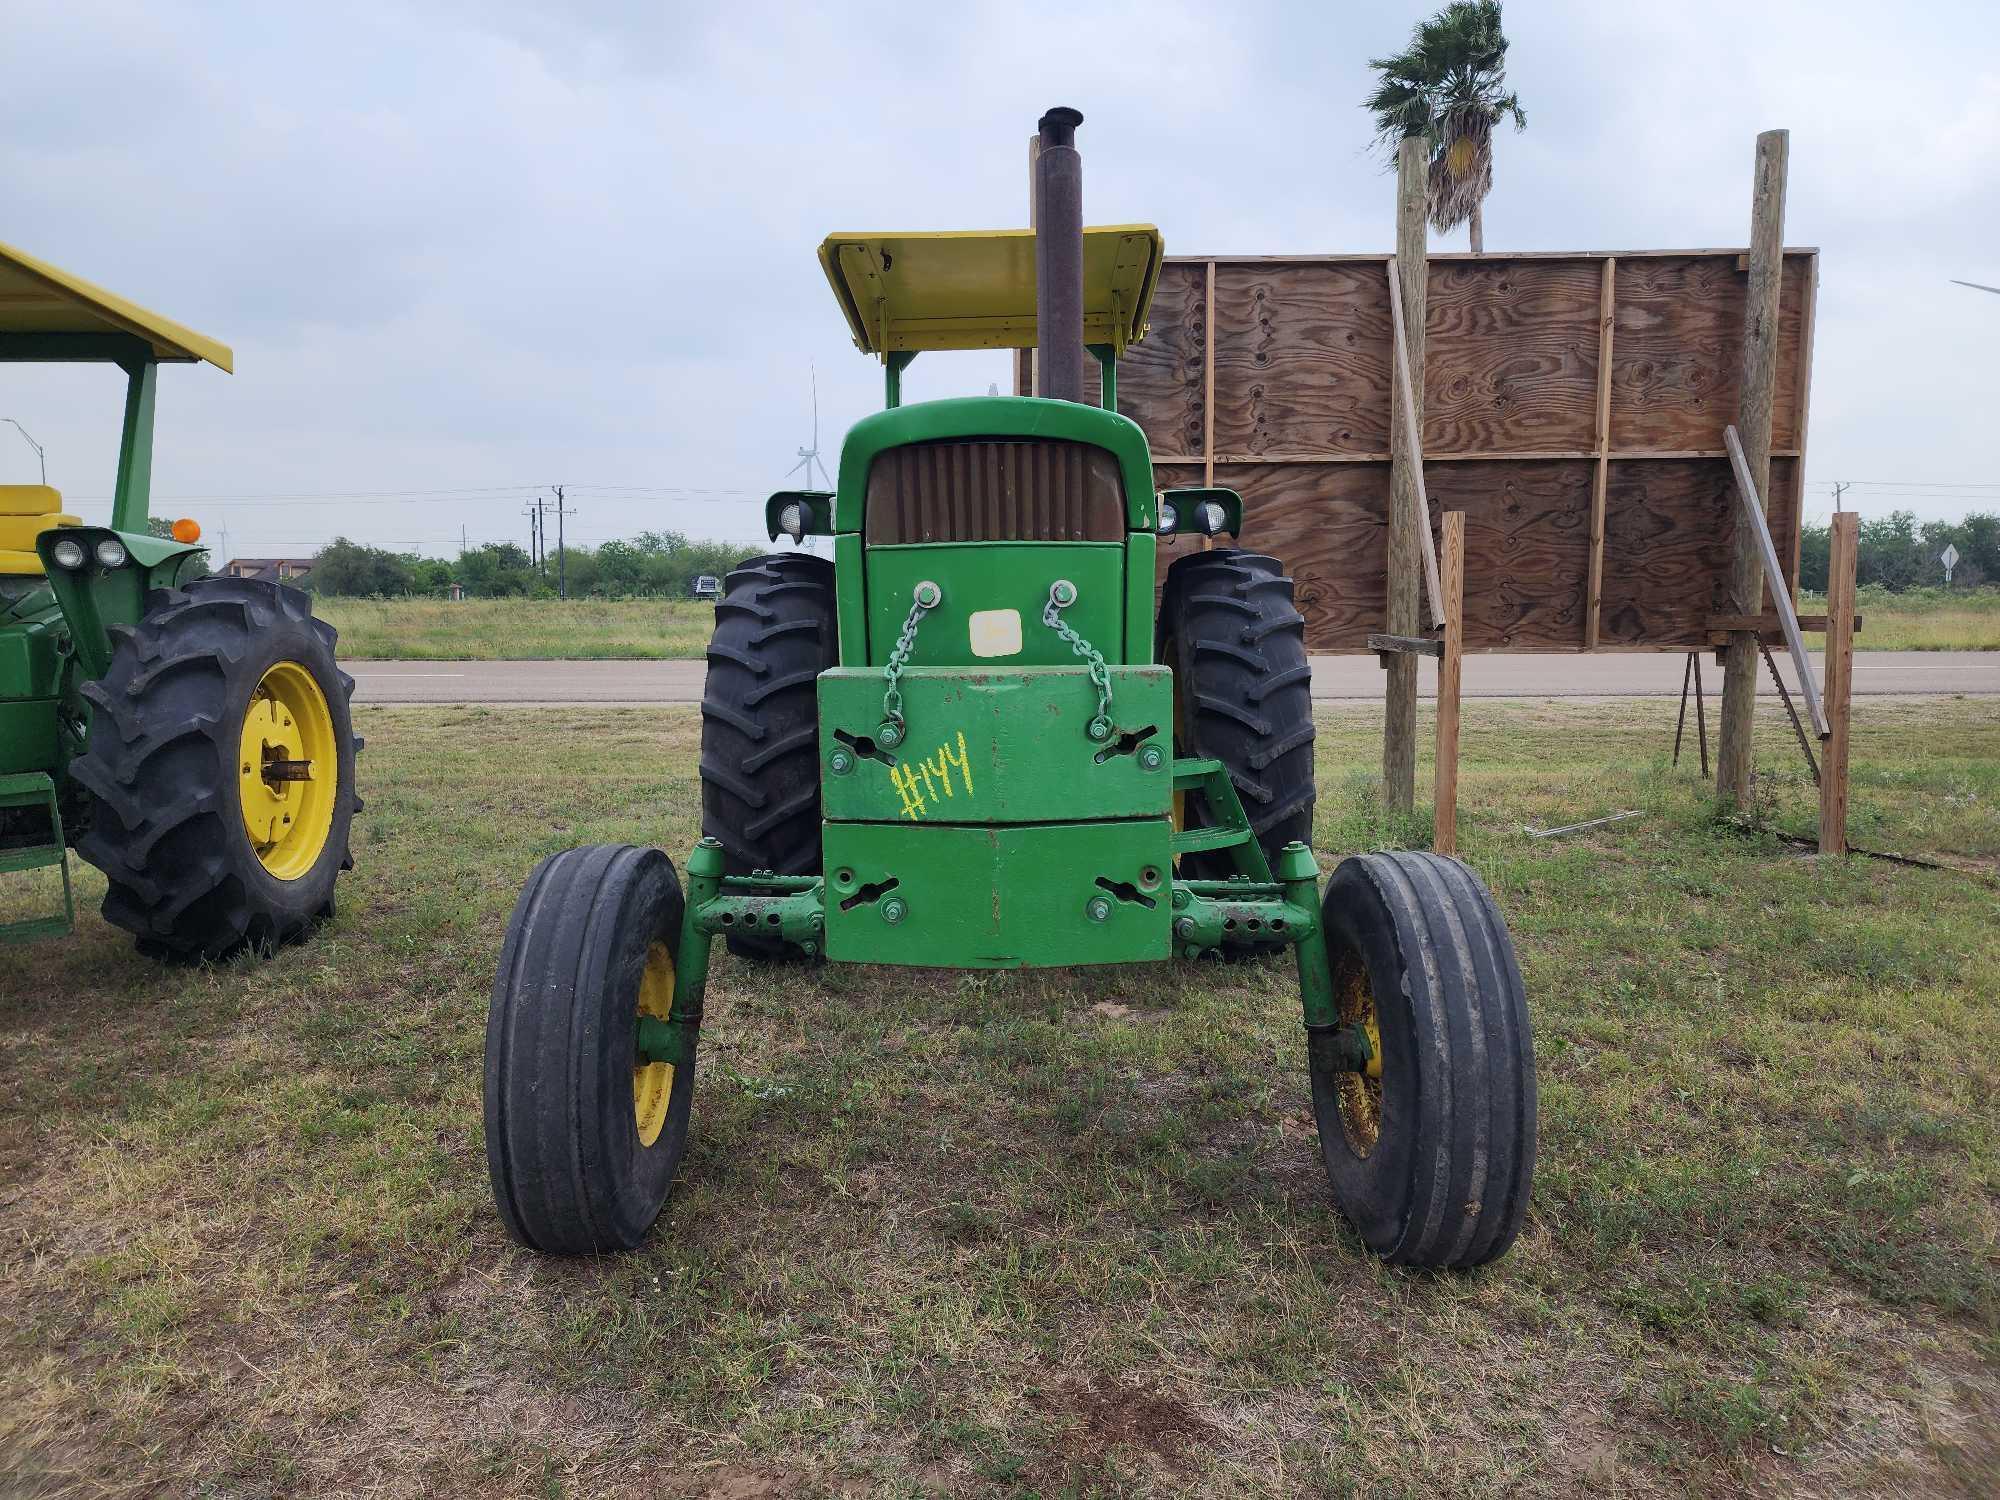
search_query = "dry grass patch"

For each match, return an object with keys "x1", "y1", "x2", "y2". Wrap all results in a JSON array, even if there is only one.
[{"x1": 2, "y1": 695, "x2": 1996, "y2": 1496}]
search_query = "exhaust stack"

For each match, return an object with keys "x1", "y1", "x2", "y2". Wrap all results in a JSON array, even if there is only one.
[{"x1": 1034, "y1": 106, "x2": 1086, "y2": 403}]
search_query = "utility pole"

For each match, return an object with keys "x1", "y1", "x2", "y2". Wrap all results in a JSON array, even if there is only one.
[
  {"x1": 459, "y1": 524, "x2": 467, "y2": 559},
  {"x1": 1716, "y1": 128, "x2": 1788, "y2": 813},
  {"x1": 550, "y1": 485, "x2": 575, "y2": 599},
  {"x1": 524, "y1": 501, "x2": 541, "y2": 571}
]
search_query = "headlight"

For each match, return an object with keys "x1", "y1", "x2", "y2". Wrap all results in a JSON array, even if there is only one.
[
  {"x1": 1156, "y1": 497, "x2": 1178, "y2": 535},
  {"x1": 778, "y1": 501, "x2": 804, "y2": 541},
  {"x1": 1196, "y1": 500, "x2": 1229, "y2": 536},
  {"x1": 95, "y1": 538, "x2": 130, "y2": 569},
  {"x1": 51, "y1": 538, "x2": 87, "y2": 570}
]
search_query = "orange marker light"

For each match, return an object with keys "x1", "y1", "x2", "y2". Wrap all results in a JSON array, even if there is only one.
[{"x1": 171, "y1": 518, "x2": 202, "y2": 543}]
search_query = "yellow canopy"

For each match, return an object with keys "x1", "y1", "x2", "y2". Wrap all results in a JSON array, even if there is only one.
[
  {"x1": 818, "y1": 225, "x2": 1162, "y2": 357},
  {"x1": 0, "y1": 237, "x2": 233, "y2": 371}
]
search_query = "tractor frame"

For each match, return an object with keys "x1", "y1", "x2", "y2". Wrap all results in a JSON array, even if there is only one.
[{"x1": 485, "y1": 109, "x2": 1535, "y2": 1272}]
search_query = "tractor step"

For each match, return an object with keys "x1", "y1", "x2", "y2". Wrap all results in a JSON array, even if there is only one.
[
  {"x1": 1169, "y1": 825, "x2": 1254, "y2": 855},
  {"x1": 0, "y1": 771, "x2": 74, "y2": 942},
  {"x1": 1169, "y1": 758, "x2": 1271, "y2": 880}
]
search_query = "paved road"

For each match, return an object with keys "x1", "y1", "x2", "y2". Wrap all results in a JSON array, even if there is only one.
[{"x1": 346, "y1": 651, "x2": 2000, "y2": 706}]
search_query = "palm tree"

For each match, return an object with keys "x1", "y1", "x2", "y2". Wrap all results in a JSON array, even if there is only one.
[{"x1": 1364, "y1": 1, "x2": 1526, "y2": 253}]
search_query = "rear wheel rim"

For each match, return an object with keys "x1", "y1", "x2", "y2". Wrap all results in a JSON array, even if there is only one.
[
  {"x1": 237, "y1": 661, "x2": 337, "y2": 881},
  {"x1": 1333, "y1": 948, "x2": 1385, "y2": 1157},
  {"x1": 633, "y1": 942, "x2": 676, "y2": 1148}
]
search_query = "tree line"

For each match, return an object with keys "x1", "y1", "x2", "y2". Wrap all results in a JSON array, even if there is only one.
[
  {"x1": 304, "y1": 532, "x2": 757, "y2": 598},
  {"x1": 1796, "y1": 512, "x2": 1998, "y2": 593}
]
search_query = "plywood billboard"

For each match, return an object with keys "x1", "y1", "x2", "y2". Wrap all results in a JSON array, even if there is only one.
[{"x1": 1061, "y1": 251, "x2": 1818, "y2": 653}]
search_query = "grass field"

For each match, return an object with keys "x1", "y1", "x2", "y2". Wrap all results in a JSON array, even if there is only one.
[
  {"x1": 318, "y1": 596, "x2": 719, "y2": 660},
  {"x1": 3, "y1": 698, "x2": 1997, "y2": 1497},
  {"x1": 318, "y1": 588, "x2": 2000, "y2": 661},
  {"x1": 1801, "y1": 585, "x2": 2000, "y2": 653}
]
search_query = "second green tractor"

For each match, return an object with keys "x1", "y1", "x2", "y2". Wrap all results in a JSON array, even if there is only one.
[{"x1": 0, "y1": 239, "x2": 359, "y2": 958}]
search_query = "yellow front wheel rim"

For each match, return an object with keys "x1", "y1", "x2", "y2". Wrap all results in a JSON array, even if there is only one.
[
  {"x1": 633, "y1": 942, "x2": 676, "y2": 1148},
  {"x1": 1334, "y1": 951, "x2": 1385, "y2": 1157},
  {"x1": 237, "y1": 661, "x2": 338, "y2": 882}
]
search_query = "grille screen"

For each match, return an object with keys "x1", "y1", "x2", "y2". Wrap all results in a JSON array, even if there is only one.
[{"x1": 864, "y1": 439, "x2": 1125, "y2": 544}]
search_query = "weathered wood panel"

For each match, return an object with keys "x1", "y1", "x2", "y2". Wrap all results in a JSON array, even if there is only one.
[
  {"x1": 1609, "y1": 254, "x2": 1809, "y2": 452},
  {"x1": 1423, "y1": 460, "x2": 1593, "y2": 648},
  {"x1": 1115, "y1": 262, "x2": 1206, "y2": 457},
  {"x1": 1424, "y1": 260, "x2": 1602, "y2": 455},
  {"x1": 1211, "y1": 262, "x2": 1392, "y2": 457},
  {"x1": 1112, "y1": 250, "x2": 1816, "y2": 652},
  {"x1": 1597, "y1": 457, "x2": 1798, "y2": 646}
]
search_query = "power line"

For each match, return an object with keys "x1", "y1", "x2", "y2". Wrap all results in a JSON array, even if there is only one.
[{"x1": 1808, "y1": 479, "x2": 2000, "y2": 491}]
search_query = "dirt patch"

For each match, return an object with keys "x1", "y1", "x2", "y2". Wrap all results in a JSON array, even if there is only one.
[
  {"x1": 1034, "y1": 1371, "x2": 1217, "y2": 1486},
  {"x1": 1089, "y1": 1000, "x2": 1167, "y2": 1022},
  {"x1": 687, "y1": 1465, "x2": 805, "y2": 1499}
]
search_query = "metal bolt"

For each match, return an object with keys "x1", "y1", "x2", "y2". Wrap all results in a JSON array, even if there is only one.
[
  {"x1": 1171, "y1": 887, "x2": 1191, "y2": 910},
  {"x1": 1086, "y1": 716, "x2": 1112, "y2": 742},
  {"x1": 913, "y1": 580, "x2": 942, "y2": 608},
  {"x1": 1050, "y1": 578, "x2": 1077, "y2": 607},
  {"x1": 1137, "y1": 744, "x2": 1164, "y2": 771},
  {"x1": 1085, "y1": 895, "x2": 1112, "y2": 923},
  {"x1": 877, "y1": 721, "x2": 903, "y2": 749},
  {"x1": 829, "y1": 749, "x2": 855, "y2": 775},
  {"x1": 880, "y1": 897, "x2": 908, "y2": 925},
  {"x1": 809, "y1": 911, "x2": 824, "y2": 931}
]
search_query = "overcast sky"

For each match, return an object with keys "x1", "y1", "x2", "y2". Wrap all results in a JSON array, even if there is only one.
[{"x1": 2, "y1": 0, "x2": 1995, "y2": 561}]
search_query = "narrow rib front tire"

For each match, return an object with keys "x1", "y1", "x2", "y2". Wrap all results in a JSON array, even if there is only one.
[
  {"x1": 484, "y1": 844, "x2": 695, "y2": 1254},
  {"x1": 1311, "y1": 851, "x2": 1537, "y2": 1269}
]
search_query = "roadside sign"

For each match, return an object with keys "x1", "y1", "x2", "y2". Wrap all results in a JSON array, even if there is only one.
[{"x1": 1941, "y1": 543, "x2": 1960, "y2": 585}]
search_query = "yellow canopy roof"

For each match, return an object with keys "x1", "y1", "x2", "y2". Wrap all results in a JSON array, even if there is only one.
[
  {"x1": 818, "y1": 225, "x2": 1162, "y2": 357},
  {"x1": 0, "y1": 237, "x2": 233, "y2": 371}
]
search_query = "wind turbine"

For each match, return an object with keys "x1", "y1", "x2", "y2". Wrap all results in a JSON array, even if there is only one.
[
  {"x1": 1951, "y1": 279, "x2": 2000, "y2": 294},
  {"x1": 783, "y1": 365, "x2": 834, "y2": 490}
]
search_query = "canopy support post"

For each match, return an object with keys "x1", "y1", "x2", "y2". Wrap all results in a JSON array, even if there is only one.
[
  {"x1": 1088, "y1": 343, "x2": 1117, "y2": 411},
  {"x1": 884, "y1": 350, "x2": 916, "y2": 410},
  {"x1": 111, "y1": 357, "x2": 157, "y2": 533}
]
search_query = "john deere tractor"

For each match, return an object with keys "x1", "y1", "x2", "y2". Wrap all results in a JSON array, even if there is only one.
[
  {"x1": 0, "y1": 239, "x2": 358, "y2": 957},
  {"x1": 484, "y1": 110, "x2": 1535, "y2": 1269}
]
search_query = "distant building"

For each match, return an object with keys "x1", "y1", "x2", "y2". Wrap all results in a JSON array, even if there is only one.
[{"x1": 221, "y1": 557, "x2": 315, "y2": 583}]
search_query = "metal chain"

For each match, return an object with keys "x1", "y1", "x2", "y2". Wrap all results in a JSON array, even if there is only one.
[
  {"x1": 880, "y1": 581, "x2": 940, "y2": 745},
  {"x1": 1043, "y1": 580, "x2": 1115, "y2": 741}
]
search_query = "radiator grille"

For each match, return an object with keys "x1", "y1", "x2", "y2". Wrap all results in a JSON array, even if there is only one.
[{"x1": 864, "y1": 439, "x2": 1125, "y2": 543}]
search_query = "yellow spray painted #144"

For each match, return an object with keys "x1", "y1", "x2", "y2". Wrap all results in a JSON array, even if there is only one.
[{"x1": 889, "y1": 731, "x2": 975, "y2": 820}]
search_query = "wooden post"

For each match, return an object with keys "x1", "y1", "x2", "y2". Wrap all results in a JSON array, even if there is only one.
[
  {"x1": 1385, "y1": 257, "x2": 1444, "y2": 623},
  {"x1": 1717, "y1": 129, "x2": 1789, "y2": 810},
  {"x1": 1434, "y1": 512, "x2": 1465, "y2": 855},
  {"x1": 1584, "y1": 256, "x2": 1616, "y2": 649},
  {"x1": 1384, "y1": 137, "x2": 1427, "y2": 811},
  {"x1": 1818, "y1": 512, "x2": 1858, "y2": 854}
]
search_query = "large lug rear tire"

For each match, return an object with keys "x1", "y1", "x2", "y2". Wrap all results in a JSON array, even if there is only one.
[
  {"x1": 484, "y1": 843, "x2": 696, "y2": 1255},
  {"x1": 699, "y1": 553, "x2": 836, "y2": 958},
  {"x1": 1157, "y1": 548, "x2": 1315, "y2": 879},
  {"x1": 1311, "y1": 851, "x2": 1537, "y2": 1269},
  {"x1": 69, "y1": 576, "x2": 360, "y2": 962}
]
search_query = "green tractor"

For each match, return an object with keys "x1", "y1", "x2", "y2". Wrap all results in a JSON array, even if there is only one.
[
  {"x1": 484, "y1": 110, "x2": 1535, "y2": 1269},
  {"x1": 0, "y1": 240, "x2": 359, "y2": 957}
]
